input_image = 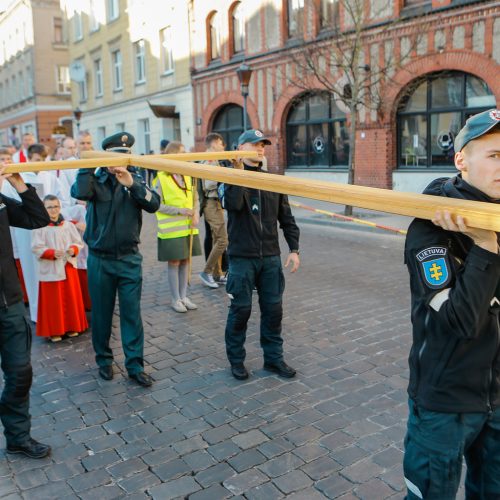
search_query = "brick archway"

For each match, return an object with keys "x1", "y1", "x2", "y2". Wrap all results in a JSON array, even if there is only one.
[
  {"x1": 383, "y1": 52, "x2": 500, "y2": 179},
  {"x1": 200, "y1": 91, "x2": 261, "y2": 139}
]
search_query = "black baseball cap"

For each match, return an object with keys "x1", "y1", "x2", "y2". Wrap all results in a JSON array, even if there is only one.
[
  {"x1": 237, "y1": 129, "x2": 271, "y2": 146},
  {"x1": 454, "y1": 109, "x2": 500, "y2": 152}
]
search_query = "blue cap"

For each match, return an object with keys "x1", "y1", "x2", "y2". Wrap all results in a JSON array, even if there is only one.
[
  {"x1": 237, "y1": 129, "x2": 271, "y2": 146},
  {"x1": 160, "y1": 139, "x2": 169, "y2": 149},
  {"x1": 454, "y1": 109, "x2": 500, "y2": 152}
]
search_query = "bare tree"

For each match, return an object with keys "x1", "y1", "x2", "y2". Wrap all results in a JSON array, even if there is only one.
[{"x1": 283, "y1": 0, "x2": 420, "y2": 215}]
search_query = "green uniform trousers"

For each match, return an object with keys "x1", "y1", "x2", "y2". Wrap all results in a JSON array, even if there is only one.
[
  {"x1": 404, "y1": 399, "x2": 500, "y2": 499},
  {"x1": 0, "y1": 301, "x2": 32, "y2": 445},
  {"x1": 88, "y1": 252, "x2": 145, "y2": 375}
]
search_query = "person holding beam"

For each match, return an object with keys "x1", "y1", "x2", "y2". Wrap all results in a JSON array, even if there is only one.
[
  {"x1": 403, "y1": 109, "x2": 500, "y2": 499},
  {"x1": 221, "y1": 129, "x2": 300, "y2": 381},
  {"x1": 0, "y1": 164, "x2": 51, "y2": 458},
  {"x1": 71, "y1": 132, "x2": 160, "y2": 387}
]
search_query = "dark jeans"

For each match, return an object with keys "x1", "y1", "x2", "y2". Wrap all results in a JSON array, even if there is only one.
[
  {"x1": 404, "y1": 399, "x2": 500, "y2": 499},
  {"x1": 225, "y1": 256, "x2": 285, "y2": 365},
  {"x1": 88, "y1": 253, "x2": 145, "y2": 375},
  {"x1": 0, "y1": 301, "x2": 32, "y2": 445}
]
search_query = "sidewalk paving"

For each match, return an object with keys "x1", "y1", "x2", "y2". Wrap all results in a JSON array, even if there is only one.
[{"x1": 0, "y1": 209, "x2": 437, "y2": 499}]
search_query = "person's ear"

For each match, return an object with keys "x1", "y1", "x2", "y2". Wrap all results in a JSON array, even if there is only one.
[{"x1": 454, "y1": 151, "x2": 467, "y2": 174}]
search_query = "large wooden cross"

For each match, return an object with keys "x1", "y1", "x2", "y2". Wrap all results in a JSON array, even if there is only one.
[{"x1": 4, "y1": 150, "x2": 500, "y2": 232}]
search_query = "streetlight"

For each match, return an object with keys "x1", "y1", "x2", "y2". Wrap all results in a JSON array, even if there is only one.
[
  {"x1": 236, "y1": 63, "x2": 253, "y2": 131},
  {"x1": 73, "y1": 107, "x2": 83, "y2": 134}
]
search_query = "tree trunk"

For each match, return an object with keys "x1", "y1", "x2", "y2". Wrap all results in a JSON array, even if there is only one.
[{"x1": 344, "y1": 104, "x2": 357, "y2": 216}]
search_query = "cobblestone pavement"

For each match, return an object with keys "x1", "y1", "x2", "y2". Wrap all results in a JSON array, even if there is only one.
[{"x1": 0, "y1": 212, "x2": 415, "y2": 499}]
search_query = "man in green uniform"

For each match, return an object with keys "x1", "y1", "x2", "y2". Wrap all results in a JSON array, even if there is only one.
[{"x1": 71, "y1": 133, "x2": 160, "y2": 387}]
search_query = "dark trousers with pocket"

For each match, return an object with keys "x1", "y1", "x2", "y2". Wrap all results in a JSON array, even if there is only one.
[
  {"x1": 88, "y1": 252, "x2": 145, "y2": 376},
  {"x1": 403, "y1": 398, "x2": 500, "y2": 499},
  {"x1": 0, "y1": 301, "x2": 33, "y2": 446},
  {"x1": 225, "y1": 256, "x2": 285, "y2": 365}
]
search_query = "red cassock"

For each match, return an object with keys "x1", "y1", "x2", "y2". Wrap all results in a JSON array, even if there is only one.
[
  {"x1": 77, "y1": 268, "x2": 92, "y2": 311},
  {"x1": 15, "y1": 258, "x2": 29, "y2": 304},
  {"x1": 37, "y1": 262, "x2": 88, "y2": 337}
]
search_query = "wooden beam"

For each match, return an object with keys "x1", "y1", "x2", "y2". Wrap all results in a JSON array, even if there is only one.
[
  {"x1": 5, "y1": 152, "x2": 500, "y2": 231},
  {"x1": 131, "y1": 155, "x2": 500, "y2": 232},
  {"x1": 81, "y1": 150, "x2": 260, "y2": 162},
  {"x1": 4, "y1": 157, "x2": 128, "y2": 173}
]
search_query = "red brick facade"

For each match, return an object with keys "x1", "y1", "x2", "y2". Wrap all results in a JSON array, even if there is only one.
[{"x1": 191, "y1": 0, "x2": 500, "y2": 188}]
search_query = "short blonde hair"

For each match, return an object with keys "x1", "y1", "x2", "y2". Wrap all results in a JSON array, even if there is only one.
[{"x1": 165, "y1": 141, "x2": 185, "y2": 154}]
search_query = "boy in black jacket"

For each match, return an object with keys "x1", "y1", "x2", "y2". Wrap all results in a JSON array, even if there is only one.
[
  {"x1": 222, "y1": 130, "x2": 300, "y2": 381},
  {"x1": 0, "y1": 164, "x2": 51, "y2": 458},
  {"x1": 403, "y1": 109, "x2": 500, "y2": 499}
]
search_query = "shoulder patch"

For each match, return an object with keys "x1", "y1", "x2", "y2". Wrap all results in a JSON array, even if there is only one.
[{"x1": 416, "y1": 246, "x2": 451, "y2": 289}]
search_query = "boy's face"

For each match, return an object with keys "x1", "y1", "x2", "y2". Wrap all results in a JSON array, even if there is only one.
[
  {"x1": 0, "y1": 153, "x2": 12, "y2": 164},
  {"x1": 239, "y1": 141, "x2": 266, "y2": 164},
  {"x1": 29, "y1": 153, "x2": 46, "y2": 162},
  {"x1": 455, "y1": 130, "x2": 500, "y2": 199},
  {"x1": 44, "y1": 199, "x2": 61, "y2": 222},
  {"x1": 209, "y1": 138, "x2": 225, "y2": 152}
]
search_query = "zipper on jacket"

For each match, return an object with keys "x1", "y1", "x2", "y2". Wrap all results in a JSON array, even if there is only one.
[
  {"x1": 258, "y1": 190, "x2": 263, "y2": 258},
  {"x1": 488, "y1": 315, "x2": 500, "y2": 413}
]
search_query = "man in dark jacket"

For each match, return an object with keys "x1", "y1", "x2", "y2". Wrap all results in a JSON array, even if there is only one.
[
  {"x1": 0, "y1": 164, "x2": 51, "y2": 458},
  {"x1": 71, "y1": 132, "x2": 160, "y2": 387},
  {"x1": 222, "y1": 130, "x2": 300, "y2": 380},
  {"x1": 403, "y1": 109, "x2": 500, "y2": 499}
]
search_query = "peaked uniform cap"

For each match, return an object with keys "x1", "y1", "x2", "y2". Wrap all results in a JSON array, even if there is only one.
[{"x1": 102, "y1": 132, "x2": 135, "y2": 151}]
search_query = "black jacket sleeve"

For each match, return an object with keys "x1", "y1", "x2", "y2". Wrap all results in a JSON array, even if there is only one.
[
  {"x1": 278, "y1": 194, "x2": 300, "y2": 252},
  {"x1": 1, "y1": 185, "x2": 50, "y2": 229},
  {"x1": 71, "y1": 168, "x2": 96, "y2": 201},
  {"x1": 128, "y1": 174, "x2": 160, "y2": 213}
]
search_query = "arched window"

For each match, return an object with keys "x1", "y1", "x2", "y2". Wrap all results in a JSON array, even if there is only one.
[
  {"x1": 231, "y1": 2, "x2": 245, "y2": 54},
  {"x1": 207, "y1": 11, "x2": 220, "y2": 61},
  {"x1": 397, "y1": 71, "x2": 496, "y2": 168},
  {"x1": 286, "y1": 92, "x2": 349, "y2": 169},
  {"x1": 212, "y1": 104, "x2": 251, "y2": 151}
]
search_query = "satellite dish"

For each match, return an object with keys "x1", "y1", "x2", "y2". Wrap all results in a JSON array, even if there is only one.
[{"x1": 69, "y1": 61, "x2": 86, "y2": 82}]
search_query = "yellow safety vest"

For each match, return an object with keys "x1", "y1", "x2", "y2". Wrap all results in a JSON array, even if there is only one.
[{"x1": 154, "y1": 173, "x2": 199, "y2": 240}]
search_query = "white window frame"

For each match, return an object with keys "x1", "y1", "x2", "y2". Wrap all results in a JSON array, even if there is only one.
[
  {"x1": 134, "y1": 40, "x2": 146, "y2": 83},
  {"x1": 112, "y1": 49, "x2": 122, "y2": 91},
  {"x1": 89, "y1": 0, "x2": 100, "y2": 32},
  {"x1": 108, "y1": 0, "x2": 119, "y2": 22},
  {"x1": 74, "y1": 11, "x2": 83, "y2": 41},
  {"x1": 160, "y1": 27, "x2": 174, "y2": 74},
  {"x1": 139, "y1": 118, "x2": 150, "y2": 154},
  {"x1": 94, "y1": 58, "x2": 103, "y2": 97},
  {"x1": 56, "y1": 65, "x2": 71, "y2": 94}
]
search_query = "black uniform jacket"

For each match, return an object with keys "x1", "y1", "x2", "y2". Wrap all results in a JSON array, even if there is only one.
[
  {"x1": 222, "y1": 165, "x2": 300, "y2": 258},
  {"x1": 0, "y1": 185, "x2": 50, "y2": 307},
  {"x1": 71, "y1": 167, "x2": 160, "y2": 259},
  {"x1": 405, "y1": 175, "x2": 500, "y2": 413}
]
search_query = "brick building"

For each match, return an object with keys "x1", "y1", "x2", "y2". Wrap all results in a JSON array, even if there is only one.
[
  {"x1": 0, "y1": 0, "x2": 72, "y2": 151},
  {"x1": 189, "y1": 0, "x2": 500, "y2": 191}
]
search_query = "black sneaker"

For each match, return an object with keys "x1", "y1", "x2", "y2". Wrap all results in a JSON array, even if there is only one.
[
  {"x1": 231, "y1": 363, "x2": 249, "y2": 380},
  {"x1": 7, "y1": 438, "x2": 51, "y2": 459},
  {"x1": 263, "y1": 361, "x2": 296, "y2": 378}
]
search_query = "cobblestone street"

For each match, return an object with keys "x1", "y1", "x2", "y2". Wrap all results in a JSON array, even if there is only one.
[{"x1": 0, "y1": 212, "x2": 414, "y2": 499}]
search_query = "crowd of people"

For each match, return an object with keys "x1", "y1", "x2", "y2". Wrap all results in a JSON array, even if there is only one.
[{"x1": 1, "y1": 110, "x2": 499, "y2": 500}]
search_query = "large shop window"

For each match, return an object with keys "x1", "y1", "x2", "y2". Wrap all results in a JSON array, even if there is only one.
[
  {"x1": 286, "y1": 92, "x2": 349, "y2": 170},
  {"x1": 397, "y1": 71, "x2": 495, "y2": 169},
  {"x1": 212, "y1": 104, "x2": 251, "y2": 151}
]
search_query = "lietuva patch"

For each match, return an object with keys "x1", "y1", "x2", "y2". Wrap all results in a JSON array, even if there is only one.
[{"x1": 416, "y1": 246, "x2": 451, "y2": 289}]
